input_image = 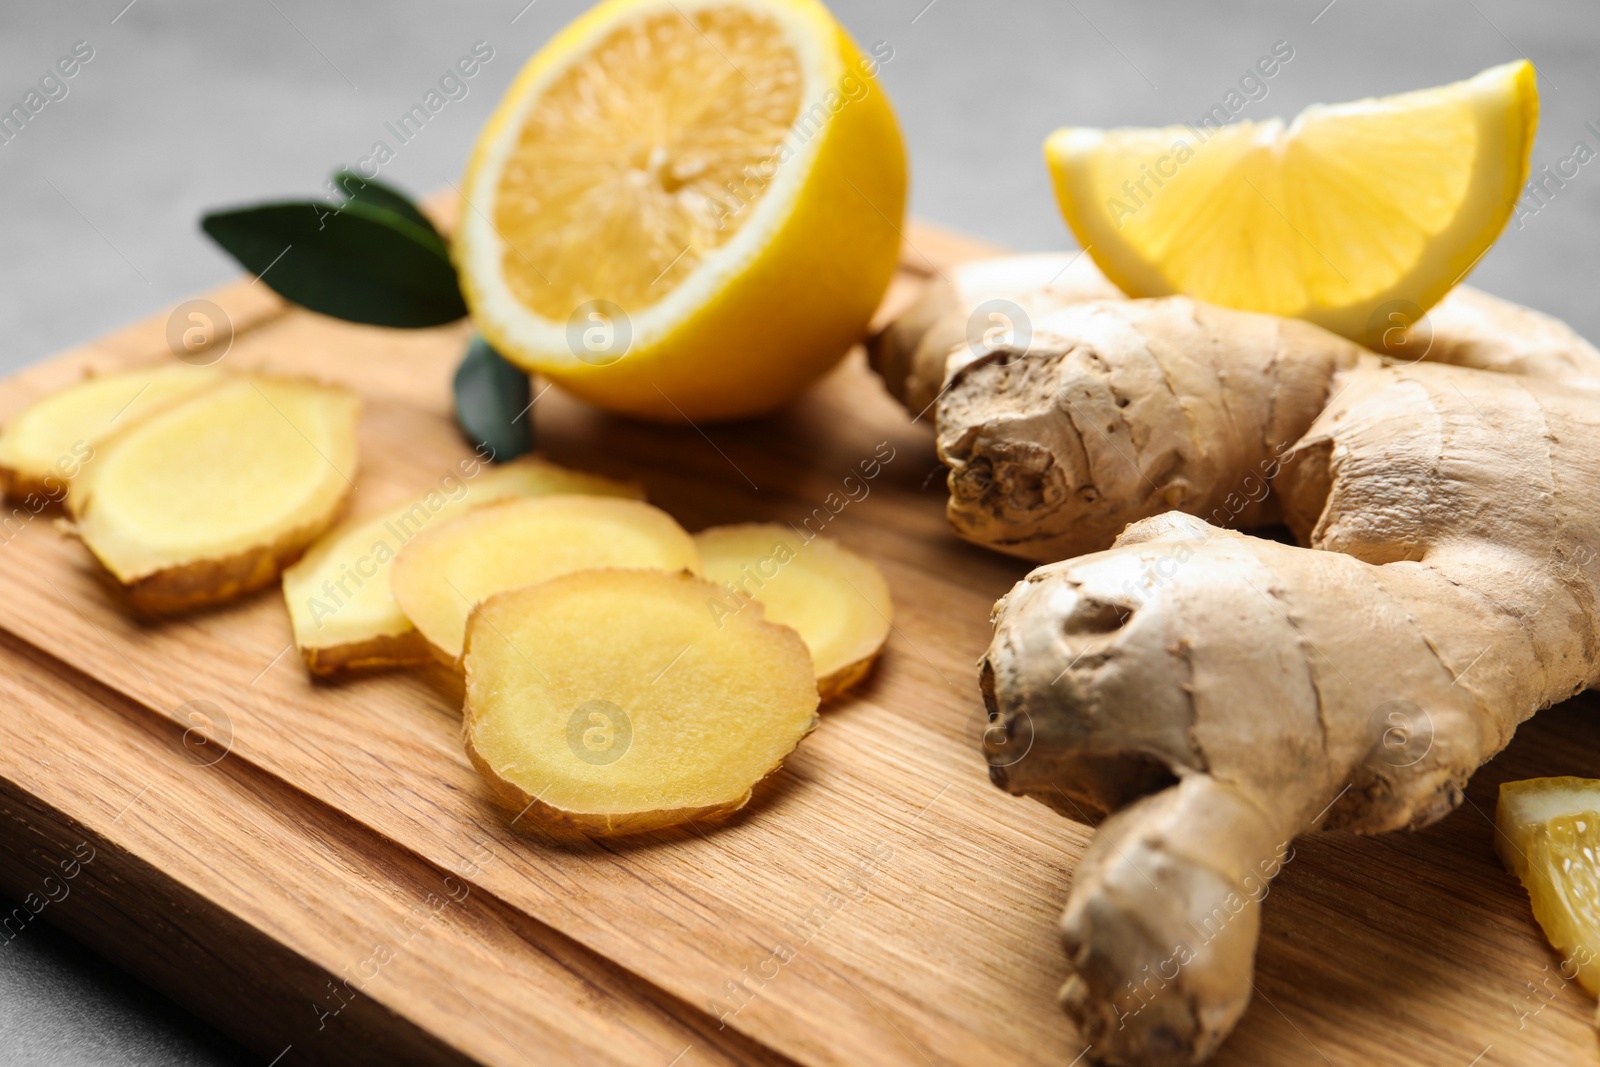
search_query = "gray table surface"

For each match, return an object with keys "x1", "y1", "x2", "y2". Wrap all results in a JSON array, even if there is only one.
[{"x1": 2, "y1": 1, "x2": 1596, "y2": 1063}]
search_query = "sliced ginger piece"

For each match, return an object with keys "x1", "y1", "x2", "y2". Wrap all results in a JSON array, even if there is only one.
[
  {"x1": 68, "y1": 375, "x2": 360, "y2": 613},
  {"x1": 696, "y1": 523, "x2": 891, "y2": 699},
  {"x1": 0, "y1": 364, "x2": 221, "y2": 499},
  {"x1": 391, "y1": 495, "x2": 700, "y2": 663},
  {"x1": 284, "y1": 458, "x2": 643, "y2": 675},
  {"x1": 1497, "y1": 777, "x2": 1600, "y2": 996},
  {"x1": 463, "y1": 568, "x2": 819, "y2": 835}
]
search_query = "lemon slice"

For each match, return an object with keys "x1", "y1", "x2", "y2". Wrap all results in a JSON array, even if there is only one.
[
  {"x1": 1045, "y1": 61, "x2": 1537, "y2": 341},
  {"x1": 457, "y1": 0, "x2": 906, "y2": 421},
  {"x1": 1497, "y1": 777, "x2": 1600, "y2": 997}
]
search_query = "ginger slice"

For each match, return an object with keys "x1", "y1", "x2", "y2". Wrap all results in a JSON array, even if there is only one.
[
  {"x1": 695, "y1": 523, "x2": 892, "y2": 699},
  {"x1": 1497, "y1": 777, "x2": 1600, "y2": 998},
  {"x1": 0, "y1": 364, "x2": 221, "y2": 500},
  {"x1": 390, "y1": 495, "x2": 700, "y2": 663},
  {"x1": 463, "y1": 568, "x2": 819, "y2": 835},
  {"x1": 284, "y1": 458, "x2": 643, "y2": 675},
  {"x1": 67, "y1": 375, "x2": 360, "y2": 613}
]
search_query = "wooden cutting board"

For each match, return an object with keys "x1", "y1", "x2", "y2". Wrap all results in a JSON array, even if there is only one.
[{"x1": 0, "y1": 219, "x2": 1594, "y2": 1067}]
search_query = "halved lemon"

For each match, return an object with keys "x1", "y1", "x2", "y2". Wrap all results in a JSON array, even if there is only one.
[
  {"x1": 456, "y1": 0, "x2": 907, "y2": 422},
  {"x1": 1045, "y1": 61, "x2": 1537, "y2": 342},
  {"x1": 1497, "y1": 777, "x2": 1600, "y2": 997}
]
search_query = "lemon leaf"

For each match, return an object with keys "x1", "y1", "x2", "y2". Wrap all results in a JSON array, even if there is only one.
[
  {"x1": 200, "y1": 197, "x2": 467, "y2": 328},
  {"x1": 453, "y1": 335, "x2": 533, "y2": 462},
  {"x1": 328, "y1": 169, "x2": 441, "y2": 236}
]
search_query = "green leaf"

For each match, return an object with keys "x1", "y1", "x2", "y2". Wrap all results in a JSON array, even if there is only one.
[
  {"x1": 200, "y1": 199, "x2": 467, "y2": 328},
  {"x1": 328, "y1": 170, "x2": 440, "y2": 237},
  {"x1": 454, "y1": 335, "x2": 533, "y2": 462}
]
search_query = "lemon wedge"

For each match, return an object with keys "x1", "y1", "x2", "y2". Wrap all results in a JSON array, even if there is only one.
[
  {"x1": 456, "y1": 0, "x2": 906, "y2": 421},
  {"x1": 1497, "y1": 777, "x2": 1600, "y2": 997},
  {"x1": 1045, "y1": 61, "x2": 1537, "y2": 341}
]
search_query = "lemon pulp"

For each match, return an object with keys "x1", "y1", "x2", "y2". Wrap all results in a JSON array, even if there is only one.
[
  {"x1": 493, "y1": 7, "x2": 803, "y2": 320},
  {"x1": 457, "y1": 0, "x2": 907, "y2": 421},
  {"x1": 1047, "y1": 61, "x2": 1537, "y2": 339},
  {"x1": 1497, "y1": 776, "x2": 1600, "y2": 996}
]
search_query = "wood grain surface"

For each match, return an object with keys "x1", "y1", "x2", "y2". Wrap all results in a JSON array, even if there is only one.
[{"x1": 0, "y1": 220, "x2": 1593, "y2": 1067}]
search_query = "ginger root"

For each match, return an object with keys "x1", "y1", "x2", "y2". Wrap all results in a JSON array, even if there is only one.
[
  {"x1": 1414, "y1": 284, "x2": 1600, "y2": 390},
  {"x1": 936, "y1": 297, "x2": 1365, "y2": 561},
  {"x1": 871, "y1": 257, "x2": 1600, "y2": 1064},
  {"x1": 868, "y1": 252, "x2": 1124, "y2": 417},
  {"x1": 875, "y1": 254, "x2": 1600, "y2": 562},
  {"x1": 977, "y1": 340, "x2": 1600, "y2": 1063}
]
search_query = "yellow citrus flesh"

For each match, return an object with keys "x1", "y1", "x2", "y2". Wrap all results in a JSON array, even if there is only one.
[
  {"x1": 1497, "y1": 777, "x2": 1600, "y2": 996},
  {"x1": 458, "y1": 0, "x2": 907, "y2": 421},
  {"x1": 1046, "y1": 61, "x2": 1537, "y2": 341},
  {"x1": 495, "y1": 8, "x2": 803, "y2": 320}
]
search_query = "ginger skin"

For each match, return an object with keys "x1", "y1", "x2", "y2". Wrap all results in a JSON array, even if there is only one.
[
  {"x1": 868, "y1": 252, "x2": 1124, "y2": 418},
  {"x1": 1417, "y1": 284, "x2": 1600, "y2": 390},
  {"x1": 935, "y1": 298, "x2": 1363, "y2": 561},
  {"x1": 876, "y1": 256, "x2": 1600, "y2": 563},
  {"x1": 873, "y1": 257, "x2": 1600, "y2": 1065},
  {"x1": 982, "y1": 358, "x2": 1600, "y2": 1064}
]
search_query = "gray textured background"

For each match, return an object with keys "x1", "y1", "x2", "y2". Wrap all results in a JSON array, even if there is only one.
[{"x1": 1, "y1": 1, "x2": 1596, "y2": 1063}]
